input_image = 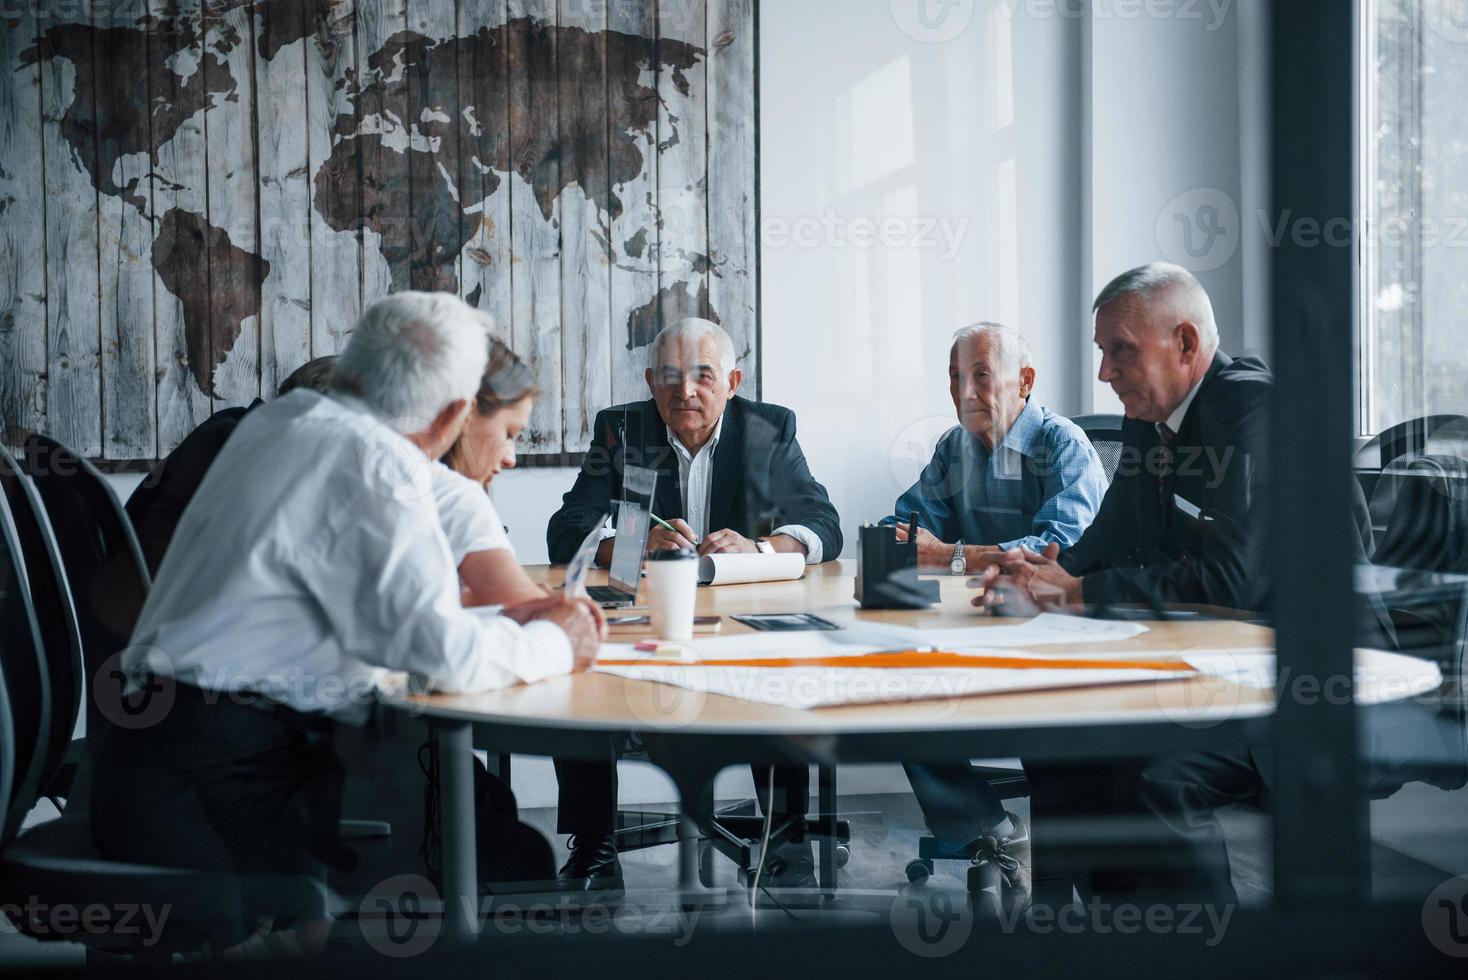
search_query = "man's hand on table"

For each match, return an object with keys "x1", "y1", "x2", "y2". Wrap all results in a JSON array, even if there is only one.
[
  {"x1": 892, "y1": 523, "x2": 950, "y2": 567},
  {"x1": 697, "y1": 529, "x2": 808, "y2": 557},
  {"x1": 506, "y1": 594, "x2": 607, "y2": 672},
  {"x1": 697, "y1": 528, "x2": 757, "y2": 555},
  {"x1": 970, "y1": 541, "x2": 1083, "y2": 615}
]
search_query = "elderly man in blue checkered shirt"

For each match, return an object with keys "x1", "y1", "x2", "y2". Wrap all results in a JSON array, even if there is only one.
[
  {"x1": 884, "y1": 323, "x2": 1108, "y2": 568},
  {"x1": 883, "y1": 322, "x2": 1107, "y2": 912}
]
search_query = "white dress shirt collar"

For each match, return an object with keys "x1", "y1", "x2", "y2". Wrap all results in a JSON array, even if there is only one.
[
  {"x1": 665, "y1": 414, "x2": 725, "y2": 464},
  {"x1": 665, "y1": 415, "x2": 724, "y2": 540},
  {"x1": 658, "y1": 408, "x2": 823, "y2": 563},
  {"x1": 1160, "y1": 373, "x2": 1207, "y2": 437}
]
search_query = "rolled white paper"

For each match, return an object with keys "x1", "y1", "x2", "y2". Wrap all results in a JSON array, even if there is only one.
[{"x1": 697, "y1": 551, "x2": 806, "y2": 586}]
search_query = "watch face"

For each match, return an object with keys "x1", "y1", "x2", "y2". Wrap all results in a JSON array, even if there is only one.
[{"x1": 950, "y1": 558, "x2": 965, "y2": 575}]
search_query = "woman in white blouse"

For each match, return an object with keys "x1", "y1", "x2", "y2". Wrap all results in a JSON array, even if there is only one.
[{"x1": 434, "y1": 336, "x2": 550, "y2": 608}]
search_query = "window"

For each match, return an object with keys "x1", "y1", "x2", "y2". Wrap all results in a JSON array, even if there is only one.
[{"x1": 1361, "y1": 0, "x2": 1468, "y2": 437}]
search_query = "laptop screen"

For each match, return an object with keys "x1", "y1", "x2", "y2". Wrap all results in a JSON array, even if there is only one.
[{"x1": 608, "y1": 465, "x2": 658, "y2": 592}]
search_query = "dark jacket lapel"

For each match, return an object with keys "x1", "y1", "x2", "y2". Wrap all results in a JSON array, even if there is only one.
[{"x1": 1160, "y1": 351, "x2": 1234, "y2": 543}]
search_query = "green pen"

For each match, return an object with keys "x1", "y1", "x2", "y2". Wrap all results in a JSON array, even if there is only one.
[{"x1": 649, "y1": 512, "x2": 699, "y2": 544}]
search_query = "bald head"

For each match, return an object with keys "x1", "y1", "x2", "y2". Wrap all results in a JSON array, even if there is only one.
[{"x1": 1092, "y1": 263, "x2": 1220, "y2": 423}]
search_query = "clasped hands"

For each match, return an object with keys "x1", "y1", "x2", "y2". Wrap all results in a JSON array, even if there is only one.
[{"x1": 968, "y1": 541, "x2": 1084, "y2": 615}]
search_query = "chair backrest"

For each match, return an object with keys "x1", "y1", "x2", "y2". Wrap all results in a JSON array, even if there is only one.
[
  {"x1": 1376, "y1": 414, "x2": 1468, "y2": 470},
  {"x1": 1072, "y1": 413, "x2": 1126, "y2": 485},
  {"x1": 0, "y1": 634, "x2": 15, "y2": 852},
  {"x1": 17, "y1": 434, "x2": 150, "y2": 736},
  {"x1": 0, "y1": 486, "x2": 53, "y2": 843},
  {"x1": 0, "y1": 446, "x2": 84, "y2": 796},
  {"x1": 1373, "y1": 453, "x2": 1468, "y2": 574},
  {"x1": 1368, "y1": 456, "x2": 1468, "y2": 787}
]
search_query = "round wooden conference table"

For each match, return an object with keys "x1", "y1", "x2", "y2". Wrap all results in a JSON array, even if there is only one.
[{"x1": 376, "y1": 560, "x2": 1424, "y2": 940}]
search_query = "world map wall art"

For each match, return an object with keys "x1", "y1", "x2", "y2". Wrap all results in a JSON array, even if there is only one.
[{"x1": 0, "y1": 0, "x2": 758, "y2": 462}]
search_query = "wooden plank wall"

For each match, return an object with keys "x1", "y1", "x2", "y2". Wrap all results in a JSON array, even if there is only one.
[{"x1": 0, "y1": 0, "x2": 757, "y2": 463}]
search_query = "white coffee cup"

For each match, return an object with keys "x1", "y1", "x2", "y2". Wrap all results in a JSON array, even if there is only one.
[{"x1": 644, "y1": 548, "x2": 698, "y2": 640}]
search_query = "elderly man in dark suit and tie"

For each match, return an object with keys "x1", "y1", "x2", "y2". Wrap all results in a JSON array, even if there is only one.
[
  {"x1": 546, "y1": 317, "x2": 843, "y2": 896},
  {"x1": 976, "y1": 262, "x2": 1277, "y2": 903}
]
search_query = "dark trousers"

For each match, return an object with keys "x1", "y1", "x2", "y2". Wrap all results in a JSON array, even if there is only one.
[
  {"x1": 1022, "y1": 753, "x2": 1264, "y2": 905},
  {"x1": 554, "y1": 754, "x2": 810, "y2": 837},
  {"x1": 89, "y1": 683, "x2": 345, "y2": 940},
  {"x1": 902, "y1": 763, "x2": 1010, "y2": 845}
]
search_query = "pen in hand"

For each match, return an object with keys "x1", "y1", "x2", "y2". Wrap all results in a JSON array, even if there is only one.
[{"x1": 649, "y1": 512, "x2": 700, "y2": 546}]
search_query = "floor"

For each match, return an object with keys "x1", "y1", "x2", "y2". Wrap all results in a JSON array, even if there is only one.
[{"x1": 4, "y1": 780, "x2": 1461, "y2": 966}]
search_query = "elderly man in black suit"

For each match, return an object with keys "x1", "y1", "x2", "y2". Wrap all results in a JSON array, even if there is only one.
[
  {"x1": 546, "y1": 317, "x2": 842, "y2": 896},
  {"x1": 980, "y1": 262, "x2": 1271, "y2": 613},
  {"x1": 977, "y1": 263, "x2": 1277, "y2": 902}
]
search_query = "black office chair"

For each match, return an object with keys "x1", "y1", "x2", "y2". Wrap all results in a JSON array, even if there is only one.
[
  {"x1": 1356, "y1": 415, "x2": 1468, "y2": 534},
  {"x1": 19, "y1": 433, "x2": 390, "y2": 846},
  {"x1": 1073, "y1": 413, "x2": 1126, "y2": 485},
  {"x1": 16, "y1": 434, "x2": 150, "y2": 739},
  {"x1": 1364, "y1": 452, "x2": 1468, "y2": 794},
  {"x1": 611, "y1": 757, "x2": 852, "y2": 895},
  {"x1": 0, "y1": 486, "x2": 53, "y2": 843},
  {"x1": 0, "y1": 485, "x2": 321, "y2": 961},
  {"x1": 0, "y1": 446, "x2": 85, "y2": 808}
]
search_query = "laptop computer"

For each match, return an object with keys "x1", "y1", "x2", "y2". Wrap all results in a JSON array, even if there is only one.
[{"x1": 586, "y1": 465, "x2": 658, "y2": 608}]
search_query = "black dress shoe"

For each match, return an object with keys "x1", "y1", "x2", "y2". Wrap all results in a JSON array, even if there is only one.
[
  {"x1": 557, "y1": 835, "x2": 625, "y2": 896},
  {"x1": 759, "y1": 841, "x2": 816, "y2": 890}
]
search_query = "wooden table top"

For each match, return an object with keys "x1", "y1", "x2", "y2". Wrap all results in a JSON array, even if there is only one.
[{"x1": 381, "y1": 561, "x2": 1290, "y2": 736}]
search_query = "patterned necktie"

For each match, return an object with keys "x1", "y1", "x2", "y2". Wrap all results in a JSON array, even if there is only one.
[{"x1": 1157, "y1": 424, "x2": 1177, "y2": 508}]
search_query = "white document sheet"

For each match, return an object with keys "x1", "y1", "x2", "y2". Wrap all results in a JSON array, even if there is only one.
[
  {"x1": 594, "y1": 656, "x2": 1194, "y2": 710},
  {"x1": 923, "y1": 613, "x2": 1149, "y2": 649},
  {"x1": 1181, "y1": 648, "x2": 1443, "y2": 706},
  {"x1": 697, "y1": 552, "x2": 805, "y2": 586}
]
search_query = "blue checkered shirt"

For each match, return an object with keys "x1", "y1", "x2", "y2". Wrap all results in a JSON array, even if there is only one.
[{"x1": 883, "y1": 399, "x2": 1107, "y2": 553}]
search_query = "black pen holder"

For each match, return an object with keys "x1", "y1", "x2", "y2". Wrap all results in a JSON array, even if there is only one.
[{"x1": 855, "y1": 524, "x2": 940, "y2": 609}]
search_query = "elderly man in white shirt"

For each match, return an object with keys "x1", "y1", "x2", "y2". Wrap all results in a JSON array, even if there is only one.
[{"x1": 89, "y1": 291, "x2": 603, "y2": 955}]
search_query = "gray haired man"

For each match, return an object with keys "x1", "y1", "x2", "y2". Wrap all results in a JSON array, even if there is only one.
[{"x1": 91, "y1": 292, "x2": 605, "y2": 952}]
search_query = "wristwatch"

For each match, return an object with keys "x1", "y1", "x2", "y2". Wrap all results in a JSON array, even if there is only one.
[
  {"x1": 950, "y1": 540, "x2": 966, "y2": 576},
  {"x1": 756, "y1": 538, "x2": 775, "y2": 554}
]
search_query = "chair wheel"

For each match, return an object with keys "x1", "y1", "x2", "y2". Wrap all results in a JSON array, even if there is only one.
[
  {"x1": 905, "y1": 859, "x2": 933, "y2": 883},
  {"x1": 835, "y1": 844, "x2": 851, "y2": 868}
]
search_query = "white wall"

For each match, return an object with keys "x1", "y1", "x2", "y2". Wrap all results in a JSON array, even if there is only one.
[
  {"x1": 761, "y1": 0, "x2": 1084, "y2": 553},
  {"x1": 761, "y1": 0, "x2": 1262, "y2": 553}
]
